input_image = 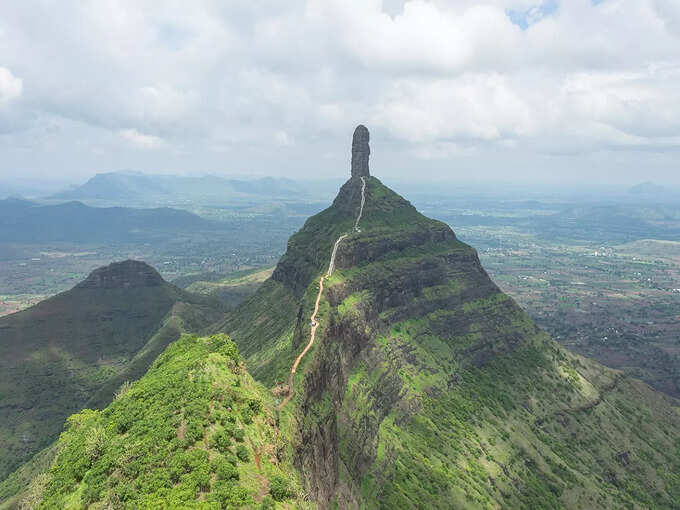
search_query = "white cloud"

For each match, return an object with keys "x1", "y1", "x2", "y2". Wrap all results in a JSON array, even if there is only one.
[
  {"x1": 0, "y1": 0, "x2": 678, "y2": 183},
  {"x1": 0, "y1": 67, "x2": 22, "y2": 104},
  {"x1": 119, "y1": 128, "x2": 165, "y2": 149},
  {"x1": 655, "y1": 0, "x2": 680, "y2": 35},
  {"x1": 274, "y1": 130, "x2": 291, "y2": 146}
]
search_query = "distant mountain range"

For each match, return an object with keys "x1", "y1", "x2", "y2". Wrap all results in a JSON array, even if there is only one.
[
  {"x1": 0, "y1": 197, "x2": 214, "y2": 243},
  {"x1": 628, "y1": 181, "x2": 671, "y2": 196},
  {"x1": 49, "y1": 171, "x2": 332, "y2": 204}
]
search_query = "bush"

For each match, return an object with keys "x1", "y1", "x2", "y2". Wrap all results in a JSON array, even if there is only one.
[
  {"x1": 259, "y1": 496, "x2": 276, "y2": 509},
  {"x1": 269, "y1": 475, "x2": 292, "y2": 501},
  {"x1": 248, "y1": 399, "x2": 263, "y2": 414},
  {"x1": 211, "y1": 429, "x2": 232, "y2": 451},
  {"x1": 185, "y1": 418, "x2": 204, "y2": 443},
  {"x1": 241, "y1": 407, "x2": 254, "y2": 425},
  {"x1": 233, "y1": 428, "x2": 245, "y2": 442},
  {"x1": 209, "y1": 481, "x2": 252, "y2": 508},
  {"x1": 114, "y1": 380, "x2": 132, "y2": 401},
  {"x1": 85, "y1": 426, "x2": 107, "y2": 463},
  {"x1": 236, "y1": 445, "x2": 250, "y2": 462},
  {"x1": 213, "y1": 457, "x2": 239, "y2": 481}
]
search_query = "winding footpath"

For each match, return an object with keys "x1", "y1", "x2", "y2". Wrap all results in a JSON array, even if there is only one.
[{"x1": 278, "y1": 177, "x2": 366, "y2": 409}]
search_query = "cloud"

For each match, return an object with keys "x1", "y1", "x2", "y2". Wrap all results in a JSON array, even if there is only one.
[
  {"x1": 119, "y1": 128, "x2": 165, "y2": 149},
  {"x1": 0, "y1": 0, "x2": 678, "y2": 183},
  {"x1": 655, "y1": 0, "x2": 680, "y2": 35},
  {"x1": 0, "y1": 67, "x2": 22, "y2": 104}
]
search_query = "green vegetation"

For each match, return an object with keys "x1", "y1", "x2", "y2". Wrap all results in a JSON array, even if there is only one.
[
  {"x1": 0, "y1": 261, "x2": 224, "y2": 483},
  {"x1": 184, "y1": 268, "x2": 275, "y2": 309},
  {"x1": 17, "y1": 334, "x2": 306, "y2": 509},
  {"x1": 4, "y1": 174, "x2": 680, "y2": 509},
  {"x1": 220, "y1": 176, "x2": 680, "y2": 508}
]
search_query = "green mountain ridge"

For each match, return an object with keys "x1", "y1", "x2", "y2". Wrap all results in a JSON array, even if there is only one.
[
  {"x1": 8, "y1": 334, "x2": 308, "y2": 509},
  {"x1": 0, "y1": 260, "x2": 224, "y2": 483},
  {"x1": 217, "y1": 171, "x2": 680, "y2": 508},
  {"x1": 3, "y1": 128, "x2": 680, "y2": 509}
]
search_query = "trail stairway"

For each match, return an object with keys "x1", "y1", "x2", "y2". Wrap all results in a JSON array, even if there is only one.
[{"x1": 278, "y1": 177, "x2": 366, "y2": 409}]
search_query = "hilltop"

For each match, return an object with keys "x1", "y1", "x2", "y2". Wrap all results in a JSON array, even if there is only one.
[{"x1": 0, "y1": 260, "x2": 223, "y2": 482}]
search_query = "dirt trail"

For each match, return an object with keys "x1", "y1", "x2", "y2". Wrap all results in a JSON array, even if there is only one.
[{"x1": 278, "y1": 177, "x2": 366, "y2": 409}]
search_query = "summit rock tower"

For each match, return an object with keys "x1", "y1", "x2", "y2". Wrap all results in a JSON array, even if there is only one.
[{"x1": 350, "y1": 124, "x2": 370, "y2": 179}]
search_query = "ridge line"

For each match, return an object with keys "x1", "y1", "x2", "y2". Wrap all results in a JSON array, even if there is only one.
[{"x1": 278, "y1": 177, "x2": 366, "y2": 409}]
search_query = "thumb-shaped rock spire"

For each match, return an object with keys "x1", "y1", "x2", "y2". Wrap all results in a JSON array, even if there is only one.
[{"x1": 351, "y1": 125, "x2": 370, "y2": 178}]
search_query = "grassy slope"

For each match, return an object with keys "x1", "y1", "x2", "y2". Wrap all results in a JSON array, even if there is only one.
[
  {"x1": 0, "y1": 273, "x2": 223, "y2": 484},
  {"x1": 186, "y1": 268, "x2": 275, "y2": 309},
  {"x1": 337, "y1": 308, "x2": 680, "y2": 509},
  {"x1": 11, "y1": 334, "x2": 310, "y2": 510}
]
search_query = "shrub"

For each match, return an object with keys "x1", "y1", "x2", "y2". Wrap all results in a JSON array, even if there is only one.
[
  {"x1": 114, "y1": 380, "x2": 132, "y2": 401},
  {"x1": 259, "y1": 496, "x2": 276, "y2": 509},
  {"x1": 269, "y1": 475, "x2": 292, "y2": 501},
  {"x1": 185, "y1": 418, "x2": 204, "y2": 443},
  {"x1": 209, "y1": 481, "x2": 252, "y2": 507},
  {"x1": 213, "y1": 457, "x2": 239, "y2": 481},
  {"x1": 223, "y1": 421, "x2": 236, "y2": 436},
  {"x1": 211, "y1": 429, "x2": 232, "y2": 451},
  {"x1": 236, "y1": 444, "x2": 250, "y2": 462},
  {"x1": 233, "y1": 428, "x2": 245, "y2": 442},
  {"x1": 241, "y1": 407, "x2": 254, "y2": 425},
  {"x1": 85, "y1": 426, "x2": 107, "y2": 463},
  {"x1": 248, "y1": 399, "x2": 263, "y2": 414}
]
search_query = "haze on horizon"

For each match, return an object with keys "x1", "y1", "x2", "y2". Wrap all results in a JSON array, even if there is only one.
[{"x1": 1, "y1": 0, "x2": 679, "y2": 187}]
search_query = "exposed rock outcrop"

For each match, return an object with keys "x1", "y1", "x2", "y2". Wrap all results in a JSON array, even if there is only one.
[{"x1": 350, "y1": 125, "x2": 370, "y2": 179}]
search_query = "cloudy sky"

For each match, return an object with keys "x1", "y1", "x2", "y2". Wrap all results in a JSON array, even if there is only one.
[{"x1": 1, "y1": 0, "x2": 679, "y2": 186}]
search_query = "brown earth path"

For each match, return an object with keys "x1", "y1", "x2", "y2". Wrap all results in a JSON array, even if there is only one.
[{"x1": 278, "y1": 177, "x2": 365, "y2": 409}]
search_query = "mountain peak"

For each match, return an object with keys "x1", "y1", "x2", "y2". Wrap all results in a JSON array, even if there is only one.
[
  {"x1": 351, "y1": 124, "x2": 370, "y2": 179},
  {"x1": 76, "y1": 259, "x2": 164, "y2": 289}
]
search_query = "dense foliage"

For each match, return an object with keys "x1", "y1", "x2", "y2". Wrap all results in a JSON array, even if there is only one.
[
  {"x1": 31, "y1": 334, "x2": 305, "y2": 509},
  {"x1": 0, "y1": 266, "x2": 223, "y2": 483}
]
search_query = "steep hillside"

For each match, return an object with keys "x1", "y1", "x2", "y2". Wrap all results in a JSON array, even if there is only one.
[
  {"x1": 220, "y1": 126, "x2": 680, "y2": 509},
  {"x1": 180, "y1": 267, "x2": 275, "y2": 309},
  {"x1": 5, "y1": 334, "x2": 308, "y2": 509},
  {"x1": 0, "y1": 260, "x2": 223, "y2": 482}
]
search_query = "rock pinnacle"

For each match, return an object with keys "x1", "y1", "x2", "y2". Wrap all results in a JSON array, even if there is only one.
[{"x1": 351, "y1": 124, "x2": 370, "y2": 179}]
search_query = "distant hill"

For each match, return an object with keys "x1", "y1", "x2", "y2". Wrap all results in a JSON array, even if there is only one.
[
  {"x1": 629, "y1": 181, "x2": 668, "y2": 195},
  {"x1": 50, "y1": 172, "x2": 316, "y2": 203},
  {"x1": 0, "y1": 260, "x2": 223, "y2": 481},
  {"x1": 51, "y1": 172, "x2": 166, "y2": 200},
  {"x1": 0, "y1": 198, "x2": 212, "y2": 243}
]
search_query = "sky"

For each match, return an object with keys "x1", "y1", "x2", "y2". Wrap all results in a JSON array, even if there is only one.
[{"x1": 1, "y1": 0, "x2": 679, "y2": 186}]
